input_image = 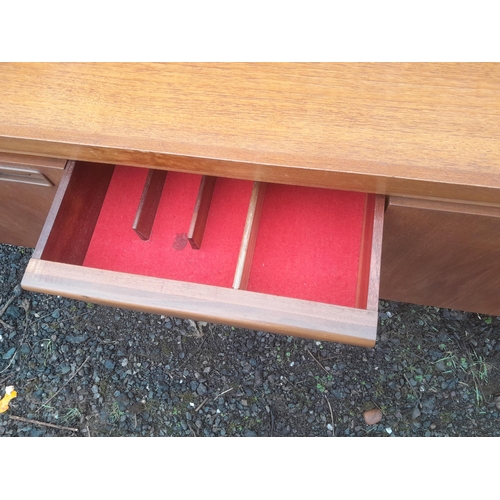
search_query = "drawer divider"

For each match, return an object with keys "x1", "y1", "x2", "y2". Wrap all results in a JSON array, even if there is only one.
[
  {"x1": 188, "y1": 175, "x2": 216, "y2": 249},
  {"x1": 233, "y1": 181, "x2": 267, "y2": 290},
  {"x1": 133, "y1": 169, "x2": 168, "y2": 240}
]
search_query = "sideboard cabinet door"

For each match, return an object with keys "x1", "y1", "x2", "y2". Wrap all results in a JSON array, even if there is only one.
[
  {"x1": 0, "y1": 153, "x2": 67, "y2": 248},
  {"x1": 380, "y1": 197, "x2": 500, "y2": 316}
]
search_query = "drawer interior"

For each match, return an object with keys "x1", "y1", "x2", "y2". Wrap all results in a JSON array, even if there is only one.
[
  {"x1": 245, "y1": 183, "x2": 367, "y2": 307},
  {"x1": 36, "y1": 162, "x2": 376, "y2": 309},
  {"x1": 84, "y1": 166, "x2": 253, "y2": 288}
]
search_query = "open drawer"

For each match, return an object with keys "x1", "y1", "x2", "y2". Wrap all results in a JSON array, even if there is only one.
[{"x1": 21, "y1": 161, "x2": 385, "y2": 347}]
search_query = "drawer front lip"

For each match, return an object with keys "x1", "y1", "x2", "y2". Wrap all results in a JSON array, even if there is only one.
[
  {"x1": 24, "y1": 161, "x2": 385, "y2": 347},
  {"x1": 22, "y1": 259, "x2": 378, "y2": 347},
  {"x1": 0, "y1": 152, "x2": 67, "y2": 173}
]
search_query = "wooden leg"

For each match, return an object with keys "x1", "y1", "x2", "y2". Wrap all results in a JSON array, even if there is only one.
[
  {"x1": 188, "y1": 175, "x2": 216, "y2": 249},
  {"x1": 232, "y1": 181, "x2": 267, "y2": 290},
  {"x1": 132, "y1": 169, "x2": 167, "y2": 240}
]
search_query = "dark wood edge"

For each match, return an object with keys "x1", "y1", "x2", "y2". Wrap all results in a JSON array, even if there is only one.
[
  {"x1": 3, "y1": 136, "x2": 500, "y2": 206},
  {"x1": 132, "y1": 169, "x2": 168, "y2": 240},
  {"x1": 354, "y1": 194, "x2": 385, "y2": 311},
  {"x1": 188, "y1": 175, "x2": 216, "y2": 249},
  {"x1": 366, "y1": 195, "x2": 385, "y2": 312},
  {"x1": 0, "y1": 151, "x2": 67, "y2": 170},
  {"x1": 388, "y1": 196, "x2": 500, "y2": 217},
  {"x1": 232, "y1": 182, "x2": 267, "y2": 290},
  {"x1": 22, "y1": 259, "x2": 377, "y2": 347},
  {"x1": 36, "y1": 161, "x2": 115, "y2": 265},
  {"x1": 355, "y1": 194, "x2": 374, "y2": 309},
  {"x1": 32, "y1": 160, "x2": 76, "y2": 259}
]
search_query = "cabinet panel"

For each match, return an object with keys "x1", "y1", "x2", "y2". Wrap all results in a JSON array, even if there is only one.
[
  {"x1": 0, "y1": 153, "x2": 67, "y2": 248},
  {"x1": 380, "y1": 197, "x2": 500, "y2": 316}
]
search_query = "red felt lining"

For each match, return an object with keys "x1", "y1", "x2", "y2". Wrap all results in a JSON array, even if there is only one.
[
  {"x1": 83, "y1": 166, "x2": 368, "y2": 307},
  {"x1": 246, "y1": 184, "x2": 367, "y2": 307},
  {"x1": 84, "y1": 166, "x2": 253, "y2": 287}
]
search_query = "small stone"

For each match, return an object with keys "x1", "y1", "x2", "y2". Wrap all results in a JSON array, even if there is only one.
[
  {"x1": 332, "y1": 389, "x2": 343, "y2": 399},
  {"x1": 436, "y1": 361, "x2": 448, "y2": 372},
  {"x1": 2, "y1": 347, "x2": 16, "y2": 360},
  {"x1": 60, "y1": 363, "x2": 71, "y2": 375},
  {"x1": 379, "y1": 332, "x2": 389, "y2": 343},
  {"x1": 104, "y1": 360, "x2": 115, "y2": 370},
  {"x1": 412, "y1": 406, "x2": 421, "y2": 419},
  {"x1": 6, "y1": 306, "x2": 21, "y2": 319},
  {"x1": 66, "y1": 335, "x2": 86, "y2": 344},
  {"x1": 422, "y1": 397, "x2": 436, "y2": 412},
  {"x1": 242, "y1": 363, "x2": 252, "y2": 374},
  {"x1": 254, "y1": 370, "x2": 263, "y2": 387},
  {"x1": 363, "y1": 408, "x2": 382, "y2": 425}
]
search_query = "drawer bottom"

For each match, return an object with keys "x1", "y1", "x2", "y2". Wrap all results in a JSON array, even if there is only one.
[{"x1": 83, "y1": 166, "x2": 368, "y2": 308}]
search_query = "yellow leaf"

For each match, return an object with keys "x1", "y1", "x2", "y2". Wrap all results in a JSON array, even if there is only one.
[{"x1": 0, "y1": 386, "x2": 17, "y2": 413}]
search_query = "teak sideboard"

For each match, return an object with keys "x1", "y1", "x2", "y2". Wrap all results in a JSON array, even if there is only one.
[{"x1": 1, "y1": 63, "x2": 499, "y2": 348}]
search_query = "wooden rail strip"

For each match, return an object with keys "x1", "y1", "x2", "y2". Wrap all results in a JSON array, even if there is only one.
[
  {"x1": 354, "y1": 194, "x2": 386, "y2": 310},
  {"x1": 232, "y1": 181, "x2": 267, "y2": 290},
  {"x1": 133, "y1": 169, "x2": 168, "y2": 240},
  {"x1": 188, "y1": 175, "x2": 216, "y2": 249},
  {"x1": 366, "y1": 195, "x2": 385, "y2": 312}
]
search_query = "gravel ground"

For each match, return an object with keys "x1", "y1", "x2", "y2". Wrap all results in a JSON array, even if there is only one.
[{"x1": 0, "y1": 242, "x2": 499, "y2": 437}]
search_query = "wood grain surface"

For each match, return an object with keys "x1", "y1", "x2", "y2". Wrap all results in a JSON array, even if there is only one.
[
  {"x1": 22, "y1": 259, "x2": 378, "y2": 347},
  {"x1": 232, "y1": 181, "x2": 267, "y2": 290},
  {"x1": 36, "y1": 161, "x2": 115, "y2": 265},
  {"x1": 1, "y1": 63, "x2": 500, "y2": 203},
  {"x1": 380, "y1": 196, "x2": 500, "y2": 316},
  {"x1": 0, "y1": 153, "x2": 66, "y2": 247},
  {"x1": 355, "y1": 194, "x2": 384, "y2": 311},
  {"x1": 132, "y1": 169, "x2": 168, "y2": 240},
  {"x1": 188, "y1": 175, "x2": 216, "y2": 249}
]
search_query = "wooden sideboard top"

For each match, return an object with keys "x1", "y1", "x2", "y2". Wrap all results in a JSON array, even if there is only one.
[{"x1": 1, "y1": 63, "x2": 499, "y2": 203}]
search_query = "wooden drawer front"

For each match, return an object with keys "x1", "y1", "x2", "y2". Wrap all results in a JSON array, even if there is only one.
[
  {"x1": 22, "y1": 162, "x2": 385, "y2": 347},
  {"x1": 380, "y1": 197, "x2": 500, "y2": 316},
  {"x1": 0, "y1": 153, "x2": 67, "y2": 247}
]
